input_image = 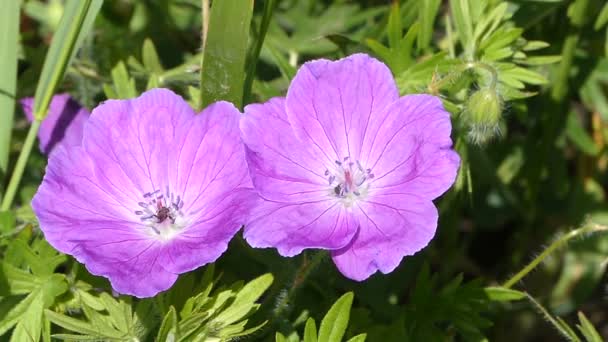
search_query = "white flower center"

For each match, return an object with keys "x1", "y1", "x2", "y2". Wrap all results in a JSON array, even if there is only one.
[
  {"x1": 325, "y1": 157, "x2": 374, "y2": 207},
  {"x1": 134, "y1": 188, "x2": 188, "y2": 241}
]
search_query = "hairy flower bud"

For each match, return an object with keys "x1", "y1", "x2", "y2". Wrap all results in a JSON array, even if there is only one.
[{"x1": 465, "y1": 88, "x2": 503, "y2": 145}]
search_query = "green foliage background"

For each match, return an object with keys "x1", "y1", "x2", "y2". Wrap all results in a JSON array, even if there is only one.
[{"x1": 1, "y1": 0, "x2": 608, "y2": 341}]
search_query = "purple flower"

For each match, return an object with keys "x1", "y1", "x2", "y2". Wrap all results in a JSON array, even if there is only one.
[
  {"x1": 20, "y1": 94, "x2": 89, "y2": 155},
  {"x1": 241, "y1": 54, "x2": 460, "y2": 281},
  {"x1": 32, "y1": 89, "x2": 255, "y2": 297}
]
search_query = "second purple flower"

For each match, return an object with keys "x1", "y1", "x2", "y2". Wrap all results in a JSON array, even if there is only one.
[{"x1": 241, "y1": 54, "x2": 460, "y2": 281}]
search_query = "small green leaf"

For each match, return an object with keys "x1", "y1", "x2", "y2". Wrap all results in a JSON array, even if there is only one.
[
  {"x1": 10, "y1": 290, "x2": 44, "y2": 342},
  {"x1": 318, "y1": 292, "x2": 354, "y2": 342},
  {"x1": 483, "y1": 287, "x2": 526, "y2": 302},
  {"x1": 98, "y1": 293, "x2": 130, "y2": 333},
  {"x1": 107, "y1": 61, "x2": 137, "y2": 99},
  {"x1": 0, "y1": 290, "x2": 39, "y2": 336},
  {"x1": 515, "y1": 55, "x2": 562, "y2": 65},
  {"x1": 450, "y1": 0, "x2": 474, "y2": 56},
  {"x1": 214, "y1": 273, "x2": 273, "y2": 325},
  {"x1": 275, "y1": 332, "x2": 287, "y2": 342},
  {"x1": 566, "y1": 111, "x2": 600, "y2": 156},
  {"x1": 265, "y1": 43, "x2": 296, "y2": 81},
  {"x1": 200, "y1": 0, "x2": 253, "y2": 109},
  {"x1": 418, "y1": 0, "x2": 441, "y2": 51},
  {"x1": 142, "y1": 38, "x2": 163, "y2": 73},
  {"x1": 522, "y1": 40, "x2": 550, "y2": 51},
  {"x1": 0, "y1": 211, "x2": 16, "y2": 235},
  {"x1": 45, "y1": 309, "x2": 122, "y2": 339},
  {"x1": 387, "y1": 1, "x2": 402, "y2": 49},
  {"x1": 303, "y1": 318, "x2": 317, "y2": 342},
  {"x1": 346, "y1": 333, "x2": 367, "y2": 342},
  {"x1": 156, "y1": 306, "x2": 179, "y2": 342},
  {"x1": 595, "y1": 3, "x2": 608, "y2": 30},
  {"x1": 577, "y1": 311, "x2": 603, "y2": 342},
  {"x1": 78, "y1": 290, "x2": 105, "y2": 311}
]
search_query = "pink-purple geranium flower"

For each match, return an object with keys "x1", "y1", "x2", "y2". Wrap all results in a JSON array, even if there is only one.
[
  {"x1": 32, "y1": 88, "x2": 255, "y2": 297},
  {"x1": 241, "y1": 54, "x2": 460, "y2": 281},
  {"x1": 21, "y1": 94, "x2": 89, "y2": 155}
]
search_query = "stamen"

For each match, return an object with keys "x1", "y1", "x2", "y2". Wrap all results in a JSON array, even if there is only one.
[{"x1": 324, "y1": 157, "x2": 373, "y2": 201}]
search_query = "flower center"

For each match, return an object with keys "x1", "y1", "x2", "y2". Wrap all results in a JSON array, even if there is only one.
[
  {"x1": 325, "y1": 157, "x2": 374, "y2": 206},
  {"x1": 134, "y1": 188, "x2": 186, "y2": 240}
]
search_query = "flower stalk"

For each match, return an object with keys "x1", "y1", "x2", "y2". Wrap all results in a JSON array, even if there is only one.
[
  {"x1": 1, "y1": 120, "x2": 41, "y2": 211},
  {"x1": 503, "y1": 222, "x2": 608, "y2": 289}
]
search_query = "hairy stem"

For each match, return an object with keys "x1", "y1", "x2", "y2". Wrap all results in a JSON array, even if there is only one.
[
  {"x1": 503, "y1": 222, "x2": 608, "y2": 289},
  {"x1": 273, "y1": 251, "x2": 326, "y2": 319}
]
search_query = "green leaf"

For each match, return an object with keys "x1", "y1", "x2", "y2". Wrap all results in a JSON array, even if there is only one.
[
  {"x1": 264, "y1": 43, "x2": 296, "y2": 81},
  {"x1": 243, "y1": 0, "x2": 276, "y2": 104},
  {"x1": 318, "y1": 292, "x2": 354, "y2": 342},
  {"x1": 142, "y1": 38, "x2": 163, "y2": 73},
  {"x1": 450, "y1": 0, "x2": 474, "y2": 56},
  {"x1": 214, "y1": 273, "x2": 274, "y2": 325},
  {"x1": 577, "y1": 311, "x2": 603, "y2": 342},
  {"x1": 483, "y1": 287, "x2": 526, "y2": 302},
  {"x1": 346, "y1": 334, "x2": 367, "y2": 342},
  {"x1": 522, "y1": 40, "x2": 550, "y2": 51},
  {"x1": 276, "y1": 332, "x2": 287, "y2": 342},
  {"x1": 515, "y1": 55, "x2": 562, "y2": 65},
  {"x1": 565, "y1": 111, "x2": 600, "y2": 156},
  {"x1": 107, "y1": 61, "x2": 137, "y2": 99},
  {"x1": 418, "y1": 0, "x2": 441, "y2": 51},
  {"x1": 200, "y1": 0, "x2": 253, "y2": 109},
  {"x1": 45, "y1": 309, "x2": 122, "y2": 340},
  {"x1": 33, "y1": 0, "x2": 102, "y2": 120},
  {"x1": 10, "y1": 290, "x2": 44, "y2": 342},
  {"x1": 387, "y1": 1, "x2": 402, "y2": 49},
  {"x1": 157, "y1": 306, "x2": 179, "y2": 342},
  {"x1": 595, "y1": 3, "x2": 608, "y2": 30},
  {"x1": 0, "y1": 211, "x2": 16, "y2": 235},
  {"x1": 98, "y1": 293, "x2": 131, "y2": 333},
  {"x1": 0, "y1": 290, "x2": 40, "y2": 336},
  {"x1": 0, "y1": 0, "x2": 21, "y2": 178},
  {"x1": 303, "y1": 318, "x2": 317, "y2": 342}
]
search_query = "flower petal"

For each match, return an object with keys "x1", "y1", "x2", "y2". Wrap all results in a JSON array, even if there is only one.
[
  {"x1": 157, "y1": 188, "x2": 256, "y2": 273},
  {"x1": 363, "y1": 94, "x2": 460, "y2": 199},
  {"x1": 331, "y1": 192, "x2": 438, "y2": 281},
  {"x1": 21, "y1": 94, "x2": 89, "y2": 154},
  {"x1": 244, "y1": 199, "x2": 357, "y2": 256},
  {"x1": 286, "y1": 54, "x2": 399, "y2": 163},
  {"x1": 82, "y1": 88, "x2": 195, "y2": 205},
  {"x1": 241, "y1": 97, "x2": 328, "y2": 202},
  {"x1": 68, "y1": 228, "x2": 176, "y2": 298},
  {"x1": 169, "y1": 101, "x2": 251, "y2": 216}
]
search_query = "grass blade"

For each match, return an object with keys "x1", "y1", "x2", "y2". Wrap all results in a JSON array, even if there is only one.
[
  {"x1": 0, "y1": 0, "x2": 102, "y2": 211},
  {"x1": 0, "y1": 0, "x2": 21, "y2": 193},
  {"x1": 243, "y1": 0, "x2": 277, "y2": 104},
  {"x1": 200, "y1": 0, "x2": 253, "y2": 110}
]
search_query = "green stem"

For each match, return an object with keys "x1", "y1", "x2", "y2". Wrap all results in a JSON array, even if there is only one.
[
  {"x1": 273, "y1": 251, "x2": 326, "y2": 319},
  {"x1": 242, "y1": 0, "x2": 276, "y2": 104},
  {"x1": 503, "y1": 223, "x2": 608, "y2": 289},
  {"x1": 0, "y1": 120, "x2": 41, "y2": 211},
  {"x1": 465, "y1": 61, "x2": 498, "y2": 90}
]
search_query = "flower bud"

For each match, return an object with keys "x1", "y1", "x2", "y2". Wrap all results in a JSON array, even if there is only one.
[{"x1": 465, "y1": 88, "x2": 503, "y2": 145}]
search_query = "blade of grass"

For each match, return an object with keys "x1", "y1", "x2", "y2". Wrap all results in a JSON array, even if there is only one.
[
  {"x1": 0, "y1": 0, "x2": 22, "y2": 198},
  {"x1": 200, "y1": 0, "x2": 253, "y2": 110},
  {"x1": 243, "y1": 0, "x2": 277, "y2": 104},
  {"x1": 0, "y1": 0, "x2": 102, "y2": 211}
]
